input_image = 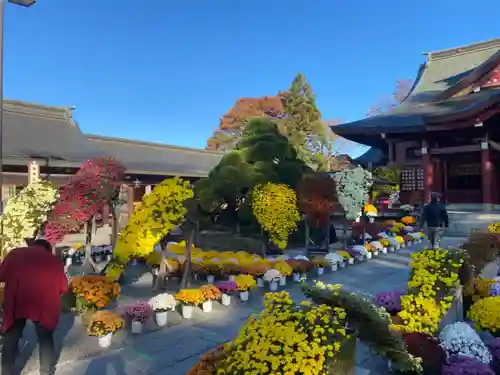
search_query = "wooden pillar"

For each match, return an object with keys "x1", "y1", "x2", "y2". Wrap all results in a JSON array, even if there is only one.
[
  {"x1": 145, "y1": 185, "x2": 152, "y2": 195},
  {"x1": 481, "y1": 140, "x2": 493, "y2": 208},
  {"x1": 421, "y1": 140, "x2": 433, "y2": 203},
  {"x1": 387, "y1": 141, "x2": 394, "y2": 164},
  {"x1": 126, "y1": 185, "x2": 135, "y2": 220}
]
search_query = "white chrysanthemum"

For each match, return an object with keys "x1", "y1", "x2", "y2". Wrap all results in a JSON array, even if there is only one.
[
  {"x1": 352, "y1": 245, "x2": 368, "y2": 255},
  {"x1": 439, "y1": 322, "x2": 492, "y2": 364},
  {"x1": 334, "y1": 167, "x2": 373, "y2": 220},
  {"x1": 1, "y1": 180, "x2": 58, "y2": 254},
  {"x1": 263, "y1": 269, "x2": 281, "y2": 282},
  {"x1": 325, "y1": 253, "x2": 343, "y2": 264},
  {"x1": 294, "y1": 255, "x2": 309, "y2": 261},
  {"x1": 377, "y1": 232, "x2": 390, "y2": 239},
  {"x1": 404, "y1": 226, "x2": 414, "y2": 232},
  {"x1": 148, "y1": 293, "x2": 176, "y2": 312},
  {"x1": 370, "y1": 241, "x2": 383, "y2": 250}
]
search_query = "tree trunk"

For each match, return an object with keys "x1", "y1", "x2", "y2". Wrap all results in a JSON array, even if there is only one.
[
  {"x1": 82, "y1": 220, "x2": 97, "y2": 273},
  {"x1": 180, "y1": 229, "x2": 194, "y2": 288},
  {"x1": 260, "y1": 226, "x2": 266, "y2": 257},
  {"x1": 343, "y1": 217, "x2": 349, "y2": 249},
  {"x1": 154, "y1": 239, "x2": 168, "y2": 291},
  {"x1": 326, "y1": 216, "x2": 330, "y2": 251},
  {"x1": 305, "y1": 217, "x2": 310, "y2": 250},
  {"x1": 111, "y1": 205, "x2": 119, "y2": 249}
]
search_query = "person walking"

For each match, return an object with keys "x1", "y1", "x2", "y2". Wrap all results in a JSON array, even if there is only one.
[
  {"x1": 419, "y1": 192, "x2": 449, "y2": 249},
  {"x1": 0, "y1": 239, "x2": 68, "y2": 375}
]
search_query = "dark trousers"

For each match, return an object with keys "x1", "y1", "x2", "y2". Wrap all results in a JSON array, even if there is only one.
[{"x1": 2, "y1": 318, "x2": 55, "y2": 375}]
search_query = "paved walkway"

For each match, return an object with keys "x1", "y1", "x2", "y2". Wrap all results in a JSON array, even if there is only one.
[{"x1": 17, "y1": 237, "x2": 464, "y2": 375}]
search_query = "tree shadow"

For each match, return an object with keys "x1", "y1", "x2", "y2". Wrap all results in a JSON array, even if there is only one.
[
  {"x1": 16, "y1": 313, "x2": 75, "y2": 374},
  {"x1": 84, "y1": 353, "x2": 127, "y2": 375}
]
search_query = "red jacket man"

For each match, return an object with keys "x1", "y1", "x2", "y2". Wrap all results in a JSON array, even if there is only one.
[{"x1": 0, "y1": 239, "x2": 68, "y2": 375}]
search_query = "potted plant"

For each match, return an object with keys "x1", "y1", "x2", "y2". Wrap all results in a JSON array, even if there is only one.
[
  {"x1": 263, "y1": 269, "x2": 282, "y2": 291},
  {"x1": 221, "y1": 263, "x2": 240, "y2": 282},
  {"x1": 215, "y1": 281, "x2": 237, "y2": 306},
  {"x1": 242, "y1": 263, "x2": 268, "y2": 287},
  {"x1": 125, "y1": 301, "x2": 153, "y2": 334},
  {"x1": 273, "y1": 261, "x2": 292, "y2": 286},
  {"x1": 200, "y1": 262, "x2": 221, "y2": 284},
  {"x1": 87, "y1": 310, "x2": 124, "y2": 348},
  {"x1": 287, "y1": 260, "x2": 312, "y2": 281},
  {"x1": 335, "y1": 251, "x2": 352, "y2": 266},
  {"x1": 148, "y1": 293, "x2": 176, "y2": 327},
  {"x1": 235, "y1": 275, "x2": 256, "y2": 301},
  {"x1": 200, "y1": 284, "x2": 222, "y2": 312},
  {"x1": 312, "y1": 256, "x2": 329, "y2": 276},
  {"x1": 325, "y1": 253, "x2": 343, "y2": 272},
  {"x1": 175, "y1": 289, "x2": 204, "y2": 319}
]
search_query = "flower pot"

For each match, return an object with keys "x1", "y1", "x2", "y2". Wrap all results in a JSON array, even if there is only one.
[
  {"x1": 269, "y1": 281, "x2": 278, "y2": 291},
  {"x1": 340, "y1": 260, "x2": 347, "y2": 268},
  {"x1": 182, "y1": 305, "x2": 193, "y2": 319},
  {"x1": 207, "y1": 275, "x2": 215, "y2": 283},
  {"x1": 331, "y1": 264, "x2": 338, "y2": 272},
  {"x1": 155, "y1": 311, "x2": 168, "y2": 327},
  {"x1": 317, "y1": 267, "x2": 324, "y2": 276},
  {"x1": 65, "y1": 257, "x2": 72, "y2": 266},
  {"x1": 366, "y1": 252, "x2": 372, "y2": 260},
  {"x1": 292, "y1": 273, "x2": 301, "y2": 282},
  {"x1": 395, "y1": 244, "x2": 400, "y2": 250},
  {"x1": 279, "y1": 276, "x2": 286, "y2": 286},
  {"x1": 107, "y1": 254, "x2": 112, "y2": 261},
  {"x1": 381, "y1": 247, "x2": 388, "y2": 254},
  {"x1": 348, "y1": 258, "x2": 354, "y2": 265},
  {"x1": 131, "y1": 321, "x2": 143, "y2": 334},
  {"x1": 355, "y1": 255, "x2": 364, "y2": 262},
  {"x1": 202, "y1": 300, "x2": 212, "y2": 313},
  {"x1": 229, "y1": 275, "x2": 236, "y2": 282},
  {"x1": 221, "y1": 293, "x2": 231, "y2": 306},
  {"x1": 240, "y1": 291, "x2": 249, "y2": 301},
  {"x1": 256, "y1": 277, "x2": 264, "y2": 287},
  {"x1": 407, "y1": 241, "x2": 413, "y2": 246},
  {"x1": 388, "y1": 246, "x2": 395, "y2": 252},
  {"x1": 373, "y1": 251, "x2": 379, "y2": 256},
  {"x1": 98, "y1": 333, "x2": 113, "y2": 348},
  {"x1": 152, "y1": 268, "x2": 159, "y2": 276},
  {"x1": 131, "y1": 259, "x2": 138, "y2": 266}
]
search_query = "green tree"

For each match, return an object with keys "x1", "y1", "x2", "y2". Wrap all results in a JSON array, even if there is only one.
[{"x1": 280, "y1": 73, "x2": 331, "y2": 171}]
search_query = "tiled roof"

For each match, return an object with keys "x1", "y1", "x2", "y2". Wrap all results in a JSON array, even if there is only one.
[{"x1": 85, "y1": 135, "x2": 224, "y2": 177}]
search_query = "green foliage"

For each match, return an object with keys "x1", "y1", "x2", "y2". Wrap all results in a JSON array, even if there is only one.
[
  {"x1": 303, "y1": 283, "x2": 423, "y2": 374},
  {"x1": 251, "y1": 182, "x2": 300, "y2": 249},
  {"x1": 372, "y1": 165, "x2": 401, "y2": 200}
]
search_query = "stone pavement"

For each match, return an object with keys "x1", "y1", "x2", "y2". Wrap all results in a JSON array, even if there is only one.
[{"x1": 17, "y1": 237, "x2": 464, "y2": 375}]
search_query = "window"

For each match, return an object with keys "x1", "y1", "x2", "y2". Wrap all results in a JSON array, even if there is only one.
[{"x1": 401, "y1": 168, "x2": 424, "y2": 191}]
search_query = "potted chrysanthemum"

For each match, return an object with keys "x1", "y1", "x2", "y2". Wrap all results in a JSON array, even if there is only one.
[
  {"x1": 87, "y1": 310, "x2": 124, "y2": 348},
  {"x1": 263, "y1": 269, "x2": 282, "y2": 291},
  {"x1": 215, "y1": 281, "x2": 237, "y2": 306},
  {"x1": 312, "y1": 256, "x2": 329, "y2": 276},
  {"x1": 235, "y1": 274, "x2": 257, "y2": 301},
  {"x1": 148, "y1": 293, "x2": 176, "y2": 327},
  {"x1": 125, "y1": 301, "x2": 153, "y2": 334},
  {"x1": 175, "y1": 289, "x2": 205, "y2": 319},
  {"x1": 200, "y1": 284, "x2": 222, "y2": 312},
  {"x1": 325, "y1": 252, "x2": 343, "y2": 271}
]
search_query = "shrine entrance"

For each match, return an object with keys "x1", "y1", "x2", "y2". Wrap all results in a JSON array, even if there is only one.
[{"x1": 443, "y1": 159, "x2": 482, "y2": 204}]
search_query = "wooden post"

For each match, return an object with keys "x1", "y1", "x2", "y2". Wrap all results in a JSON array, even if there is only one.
[
  {"x1": 325, "y1": 216, "x2": 330, "y2": 251},
  {"x1": 304, "y1": 216, "x2": 310, "y2": 250},
  {"x1": 481, "y1": 140, "x2": 493, "y2": 209},
  {"x1": 421, "y1": 139, "x2": 433, "y2": 203}
]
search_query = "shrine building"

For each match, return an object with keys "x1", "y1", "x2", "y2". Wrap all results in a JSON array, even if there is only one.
[{"x1": 332, "y1": 38, "x2": 500, "y2": 209}]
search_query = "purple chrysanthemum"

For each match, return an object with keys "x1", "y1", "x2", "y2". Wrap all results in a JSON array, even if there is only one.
[
  {"x1": 442, "y1": 356, "x2": 494, "y2": 375},
  {"x1": 490, "y1": 282, "x2": 500, "y2": 297},
  {"x1": 373, "y1": 290, "x2": 404, "y2": 313}
]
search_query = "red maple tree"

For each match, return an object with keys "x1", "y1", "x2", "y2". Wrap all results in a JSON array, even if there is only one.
[
  {"x1": 45, "y1": 157, "x2": 126, "y2": 245},
  {"x1": 297, "y1": 174, "x2": 341, "y2": 227},
  {"x1": 206, "y1": 96, "x2": 284, "y2": 151}
]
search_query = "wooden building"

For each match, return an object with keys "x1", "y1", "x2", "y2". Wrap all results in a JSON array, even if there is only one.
[
  {"x1": 332, "y1": 38, "x2": 500, "y2": 209},
  {"x1": 1, "y1": 100, "x2": 224, "y2": 225}
]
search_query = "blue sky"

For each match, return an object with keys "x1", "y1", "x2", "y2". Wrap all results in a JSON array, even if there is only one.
[{"x1": 4, "y1": 0, "x2": 500, "y2": 157}]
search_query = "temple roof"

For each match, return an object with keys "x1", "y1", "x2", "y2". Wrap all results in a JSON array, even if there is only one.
[
  {"x1": 353, "y1": 147, "x2": 386, "y2": 168},
  {"x1": 3, "y1": 100, "x2": 224, "y2": 177},
  {"x1": 85, "y1": 135, "x2": 224, "y2": 177},
  {"x1": 333, "y1": 38, "x2": 500, "y2": 146}
]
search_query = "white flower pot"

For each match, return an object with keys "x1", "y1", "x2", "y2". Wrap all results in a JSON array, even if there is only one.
[
  {"x1": 107, "y1": 254, "x2": 112, "y2": 261},
  {"x1": 98, "y1": 333, "x2": 113, "y2": 348},
  {"x1": 182, "y1": 305, "x2": 193, "y2": 319},
  {"x1": 131, "y1": 259, "x2": 138, "y2": 266},
  {"x1": 373, "y1": 251, "x2": 379, "y2": 256},
  {"x1": 152, "y1": 268, "x2": 159, "y2": 276},
  {"x1": 194, "y1": 273, "x2": 199, "y2": 280},
  {"x1": 221, "y1": 293, "x2": 231, "y2": 306},
  {"x1": 269, "y1": 281, "x2": 278, "y2": 291},
  {"x1": 293, "y1": 273, "x2": 301, "y2": 282},
  {"x1": 382, "y1": 247, "x2": 388, "y2": 254},
  {"x1": 331, "y1": 264, "x2": 338, "y2": 272},
  {"x1": 355, "y1": 255, "x2": 364, "y2": 262},
  {"x1": 207, "y1": 275, "x2": 215, "y2": 283},
  {"x1": 401, "y1": 243, "x2": 406, "y2": 248},
  {"x1": 256, "y1": 278, "x2": 264, "y2": 287},
  {"x1": 240, "y1": 291, "x2": 249, "y2": 301},
  {"x1": 407, "y1": 241, "x2": 413, "y2": 246},
  {"x1": 131, "y1": 321, "x2": 143, "y2": 334},
  {"x1": 279, "y1": 276, "x2": 286, "y2": 286},
  {"x1": 65, "y1": 257, "x2": 72, "y2": 266},
  {"x1": 155, "y1": 311, "x2": 168, "y2": 327},
  {"x1": 202, "y1": 300, "x2": 212, "y2": 313},
  {"x1": 366, "y1": 252, "x2": 372, "y2": 260},
  {"x1": 389, "y1": 246, "x2": 395, "y2": 253},
  {"x1": 317, "y1": 267, "x2": 324, "y2": 276},
  {"x1": 348, "y1": 258, "x2": 354, "y2": 265},
  {"x1": 229, "y1": 275, "x2": 236, "y2": 282}
]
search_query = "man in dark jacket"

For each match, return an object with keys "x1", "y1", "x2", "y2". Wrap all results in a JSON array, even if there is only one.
[{"x1": 419, "y1": 192, "x2": 449, "y2": 249}]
